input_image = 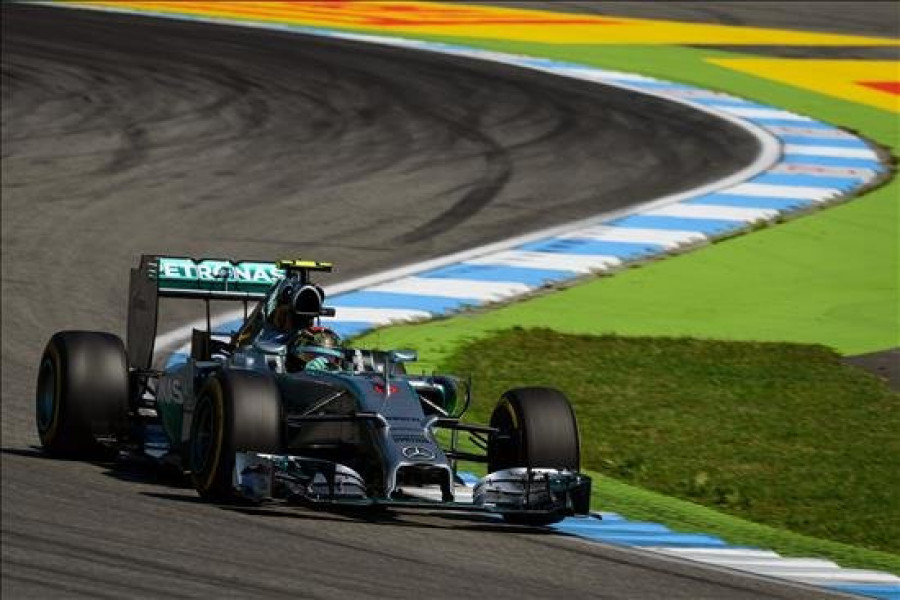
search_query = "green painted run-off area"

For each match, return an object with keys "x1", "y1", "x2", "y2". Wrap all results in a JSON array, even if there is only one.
[{"x1": 356, "y1": 38, "x2": 898, "y2": 357}]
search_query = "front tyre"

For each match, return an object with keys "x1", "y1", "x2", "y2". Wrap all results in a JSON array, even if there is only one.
[
  {"x1": 488, "y1": 387, "x2": 580, "y2": 473},
  {"x1": 189, "y1": 370, "x2": 282, "y2": 502},
  {"x1": 35, "y1": 331, "x2": 130, "y2": 458},
  {"x1": 487, "y1": 387, "x2": 581, "y2": 526}
]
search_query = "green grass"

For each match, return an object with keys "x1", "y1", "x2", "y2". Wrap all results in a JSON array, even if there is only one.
[
  {"x1": 586, "y1": 468, "x2": 900, "y2": 575},
  {"x1": 437, "y1": 329, "x2": 900, "y2": 570}
]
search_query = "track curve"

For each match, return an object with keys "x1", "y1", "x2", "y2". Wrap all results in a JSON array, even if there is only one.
[
  {"x1": 1, "y1": 3, "x2": 759, "y2": 447},
  {"x1": 1, "y1": 4, "x2": 839, "y2": 599}
]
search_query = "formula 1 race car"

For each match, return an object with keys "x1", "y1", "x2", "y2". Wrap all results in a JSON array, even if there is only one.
[{"x1": 35, "y1": 256, "x2": 591, "y2": 524}]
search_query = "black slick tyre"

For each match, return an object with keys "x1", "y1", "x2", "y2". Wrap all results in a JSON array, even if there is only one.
[
  {"x1": 35, "y1": 331, "x2": 130, "y2": 458},
  {"x1": 189, "y1": 369, "x2": 282, "y2": 503},
  {"x1": 487, "y1": 387, "x2": 580, "y2": 526},
  {"x1": 488, "y1": 387, "x2": 580, "y2": 473}
]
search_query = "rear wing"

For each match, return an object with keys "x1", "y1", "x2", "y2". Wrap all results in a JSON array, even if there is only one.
[{"x1": 127, "y1": 255, "x2": 333, "y2": 369}]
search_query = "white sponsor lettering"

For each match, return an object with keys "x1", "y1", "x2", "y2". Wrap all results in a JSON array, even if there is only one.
[
  {"x1": 203, "y1": 261, "x2": 228, "y2": 279},
  {"x1": 157, "y1": 259, "x2": 283, "y2": 289}
]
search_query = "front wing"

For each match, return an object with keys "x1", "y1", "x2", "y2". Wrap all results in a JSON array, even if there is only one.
[{"x1": 234, "y1": 452, "x2": 592, "y2": 520}]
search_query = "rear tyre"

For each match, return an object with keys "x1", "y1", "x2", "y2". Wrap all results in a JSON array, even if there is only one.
[
  {"x1": 189, "y1": 369, "x2": 282, "y2": 502},
  {"x1": 35, "y1": 331, "x2": 130, "y2": 458},
  {"x1": 487, "y1": 387, "x2": 580, "y2": 526}
]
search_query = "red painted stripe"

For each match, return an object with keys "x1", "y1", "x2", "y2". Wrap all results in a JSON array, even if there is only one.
[
  {"x1": 113, "y1": 1, "x2": 613, "y2": 27},
  {"x1": 857, "y1": 80, "x2": 900, "y2": 96}
]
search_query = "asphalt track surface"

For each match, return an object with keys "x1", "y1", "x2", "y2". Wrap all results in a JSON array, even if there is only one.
[{"x1": 0, "y1": 3, "x2": 881, "y2": 599}]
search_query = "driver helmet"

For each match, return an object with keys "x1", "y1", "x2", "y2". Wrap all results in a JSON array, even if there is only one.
[{"x1": 289, "y1": 326, "x2": 343, "y2": 372}]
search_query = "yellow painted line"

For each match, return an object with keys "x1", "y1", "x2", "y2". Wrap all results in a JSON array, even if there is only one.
[
  {"x1": 708, "y1": 58, "x2": 900, "y2": 114},
  {"x1": 72, "y1": 1, "x2": 900, "y2": 46}
]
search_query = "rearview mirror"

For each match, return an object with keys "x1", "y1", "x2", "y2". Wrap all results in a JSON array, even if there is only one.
[
  {"x1": 253, "y1": 340, "x2": 286, "y2": 356},
  {"x1": 388, "y1": 349, "x2": 418, "y2": 363}
]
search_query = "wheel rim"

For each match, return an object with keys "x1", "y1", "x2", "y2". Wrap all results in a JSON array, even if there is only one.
[
  {"x1": 489, "y1": 399, "x2": 521, "y2": 471},
  {"x1": 36, "y1": 358, "x2": 56, "y2": 433},
  {"x1": 191, "y1": 397, "x2": 215, "y2": 475}
]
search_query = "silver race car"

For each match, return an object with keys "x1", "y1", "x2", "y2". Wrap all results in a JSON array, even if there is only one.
[{"x1": 36, "y1": 255, "x2": 591, "y2": 525}]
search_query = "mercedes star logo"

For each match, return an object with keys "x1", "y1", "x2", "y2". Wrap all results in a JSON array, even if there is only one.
[{"x1": 402, "y1": 445, "x2": 435, "y2": 461}]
